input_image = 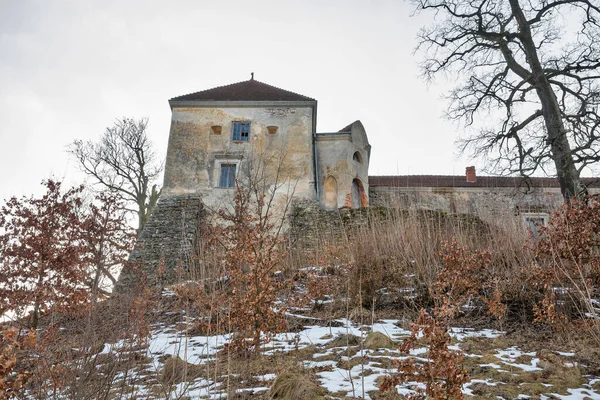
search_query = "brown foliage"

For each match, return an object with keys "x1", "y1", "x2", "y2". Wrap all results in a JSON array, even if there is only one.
[
  {"x1": 177, "y1": 184, "x2": 313, "y2": 353},
  {"x1": 380, "y1": 310, "x2": 469, "y2": 399},
  {"x1": 0, "y1": 181, "x2": 135, "y2": 328},
  {"x1": 534, "y1": 197, "x2": 600, "y2": 284},
  {"x1": 436, "y1": 240, "x2": 506, "y2": 320},
  {"x1": 0, "y1": 181, "x2": 88, "y2": 328},
  {"x1": 0, "y1": 328, "x2": 35, "y2": 399},
  {"x1": 531, "y1": 197, "x2": 600, "y2": 325}
]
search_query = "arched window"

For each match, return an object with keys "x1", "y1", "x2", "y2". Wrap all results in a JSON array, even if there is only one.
[
  {"x1": 351, "y1": 178, "x2": 368, "y2": 209},
  {"x1": 353, "y1": 151, "x2": 363, "y2": 164},
  {"x1": 324, "y1": 176, "x2": 338, "y2": 209}
]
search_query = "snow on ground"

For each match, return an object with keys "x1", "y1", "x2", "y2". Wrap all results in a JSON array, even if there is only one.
[
  {"x1": 99, "y1": 290, "x2": 600, "y2": 399},
  {"x1": 104, "y1": 313, "x2": 600, "y2": 400}
]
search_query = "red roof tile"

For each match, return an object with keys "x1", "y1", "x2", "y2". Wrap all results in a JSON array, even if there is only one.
[
  {"x1": 368, "y1": 175, "x2": 600, "y2": 189},
  {"x1": 170, "y1": 79, "x2": 315, "y2": 102}
]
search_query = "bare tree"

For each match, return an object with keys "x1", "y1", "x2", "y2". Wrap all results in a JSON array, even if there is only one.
[
  {"x1": 69, "y1": 117, "x2": 163, "y2": 234},
  {"x1": 413, "y1": 0, "x2": 600, "y2": 199}
]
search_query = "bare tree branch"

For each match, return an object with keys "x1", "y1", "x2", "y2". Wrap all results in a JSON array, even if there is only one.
[
  {"x1": 414, "y1": 0, "x2": 600, "y2": 199},
  {"x1": 69, "y1": 117, "x2": 163, "y2": 234}
]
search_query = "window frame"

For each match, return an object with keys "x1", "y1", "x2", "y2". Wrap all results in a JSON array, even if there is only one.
[
  {"x1": 232, "y1": 121, "x2": 251, "y2": 142},
  {"x1": 522, "y1": 212, "x2": 549, "y2": 239},
  {"x1": 218, "y1": 163, "x2": 237, "y2": 188}
]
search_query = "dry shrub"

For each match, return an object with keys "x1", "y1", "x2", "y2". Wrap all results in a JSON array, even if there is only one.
[
  {"x1": 531, "y1": 198, "x2": 600, "y2": 332},
  {"x1": 161, "y1": 356, "x2": 204, "y2": 385},
  {"x1": 431, "y1": 198, "x2": 600, "y2": 331},
  {"x1": 338, "y1": 208, "x2": 520, "y2": 311},
  {"x1": 175, "y1": 184, "x2": 319, "y2": 353},
  {"x1": 269, "y1": 370, "x2": 325, "y2": 400},
  {"x1": 2, "y1": 284, "x2": 154, "y2": 399},
  {"x1": 436, "y1": 240, "x2": 506, "y2": 320},
  {"x1": 380, "y1": 309, "x2": 470, "y2": 399},
  {"x1": 0, "y1": 328, "x2": 35, "y2": 400},
  {"x1": 336, "y1": 202, "x2": 599, "y2": 328}
]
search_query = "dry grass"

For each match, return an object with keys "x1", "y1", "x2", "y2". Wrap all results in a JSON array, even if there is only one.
[
  {"x1": 5, "y1": 200, "x2": 598, "y2": 399},
  {"x1": 269, "y1": 370, "x2": 326, "y2": 400},
  {"x1": 363, "y1": 332, "x2": 396, "y2": 350}
]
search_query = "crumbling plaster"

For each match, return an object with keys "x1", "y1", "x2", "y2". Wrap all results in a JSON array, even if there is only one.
[
  {"x1": 163, "y1": 104, "x2": 316, "y2": 211},
  {"x1": 316, "y1": 121, "x2": 371, "y2": 209}
]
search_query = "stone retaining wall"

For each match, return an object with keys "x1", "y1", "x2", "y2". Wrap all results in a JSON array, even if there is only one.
[{"x1": 115, "y1": 194, "x2": 204, "y2": 292}]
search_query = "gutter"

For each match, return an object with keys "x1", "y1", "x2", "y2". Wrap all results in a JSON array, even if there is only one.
[{"x1": 312, "y1": 101, "x2": 319, "y2": 200}]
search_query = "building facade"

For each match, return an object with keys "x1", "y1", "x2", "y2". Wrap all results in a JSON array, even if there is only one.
[
  {"x1": 163, "y1": 77, "x2": 371, "y2": 211},
  {"x1": 369, "y1": 168, "x2": 600, "y2": 230}
]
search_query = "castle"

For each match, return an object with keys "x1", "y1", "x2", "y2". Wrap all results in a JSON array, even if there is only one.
[
  {"x1": 163, "y1": 76, "x2": 370, "y2": 210},
  {"x1": 116, "y1": 77, "x2": 599, "y2": 289}
]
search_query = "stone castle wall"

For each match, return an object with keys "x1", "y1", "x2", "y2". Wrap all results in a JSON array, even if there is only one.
[
  {"x1": 115, "y1": 194, "x2": 204, "y2": 292},
  {"x1": 368, "y1": 185, "x2": 567, "y2": 221},
  {"x1": 117, "y1": 182, "x2": 598, "y2": 291}
]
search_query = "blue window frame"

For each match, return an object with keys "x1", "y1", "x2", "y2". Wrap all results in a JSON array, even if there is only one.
[
  {"x1": 232, "y1": 122, "x2": 250, "y2": 141},
  {"x1": 219, "y1": 164, "x2": 236, "y2": 188}
]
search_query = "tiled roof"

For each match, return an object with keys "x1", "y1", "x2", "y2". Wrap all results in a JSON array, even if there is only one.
[
  {"x1": 170, "y1": 79, "x2": 315, "y2": 102},
  {"x1": 368, "y1": 175, "x2": 600, "y2": 189}
]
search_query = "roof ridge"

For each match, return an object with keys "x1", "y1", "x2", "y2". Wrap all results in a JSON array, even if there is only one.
[
  {"x1": 170, "y1": 79, "x2": 251, "y2": 101},
  {"x1": 170, "y1": 78, "x2": 315, "y2": 102},
  {"x1": 250, "y1": 79, "x2": 315, "y2": 101},
  {"x1": 367, "y1": 175, "x2": 600, "y2": 188}
]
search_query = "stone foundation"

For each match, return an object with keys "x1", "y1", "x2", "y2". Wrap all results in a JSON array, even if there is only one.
[{"x1": 115, "y1": 194, "x2": 204, "y2": 292}]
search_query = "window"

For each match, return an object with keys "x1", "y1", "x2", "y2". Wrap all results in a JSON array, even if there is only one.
[
  {"x1": 523, "y1": 212, "x2": 549, "y2": 239},
  {"x1": 232, "y1": 122, "x2": 250, "y2": 141},
  {"x1": 353, "y1": 151, "x2": 363, "y2": 164},
  {"x1": 219, "y1": 164, "x2": 236, "y2": 188}
]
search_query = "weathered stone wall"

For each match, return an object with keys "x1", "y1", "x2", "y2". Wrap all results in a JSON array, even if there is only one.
[
  {"x1": 115, "y1": 194, "x2": 204, "y2": 292},
  {"x1": 163, "y1": 104, "x2": 316, "y2": 211},
  {"x1": 288, "y1": 201, "x2": 388, "y2": 249},
  {"x1": 316, "y1": 121, "x2": 370, "y2": 209},
  {"x1": 368, "y1": 185, "x2": 600, "y2": 222}
]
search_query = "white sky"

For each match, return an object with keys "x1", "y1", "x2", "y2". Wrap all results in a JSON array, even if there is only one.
[{"x1": 0, "y1": 0, "x2": 471, "y2": 200}]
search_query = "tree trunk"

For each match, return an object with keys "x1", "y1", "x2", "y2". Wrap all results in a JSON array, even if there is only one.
[
  {"x1": 137, "y1": 185, "x2": 161, "y2": 236},
  {"x1": 509, "y1": 0, "x2": 584, "y2": 200}
]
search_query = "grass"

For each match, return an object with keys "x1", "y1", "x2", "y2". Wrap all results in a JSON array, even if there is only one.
[{"x1": 4, "y1": 202, "x2": 600, "y2": 399}]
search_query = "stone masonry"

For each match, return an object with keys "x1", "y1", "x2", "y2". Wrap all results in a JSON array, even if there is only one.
[{"x1": 115, "y1": 194, "x2": 204, "y2": 292}]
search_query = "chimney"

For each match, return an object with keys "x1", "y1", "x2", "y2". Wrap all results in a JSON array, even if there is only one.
[{"x1": 466, "y1": 166, "x2": 476, "y2": 183}]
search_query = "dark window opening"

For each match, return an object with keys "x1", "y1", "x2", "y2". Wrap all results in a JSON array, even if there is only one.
[
  {"x1": 219, "y1": 164, "x2": 236, "y2": 188},
  {"x1": 232, "y1": 122, "x2": 250, "y2": 141},
  {"x1": 353, "y1": 151, "x2": 363, "y2": 164}
]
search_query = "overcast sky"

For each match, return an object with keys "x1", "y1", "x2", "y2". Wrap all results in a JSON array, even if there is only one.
[{"x1": 0, "y1": 0, "x2": 472, "y2": 200}]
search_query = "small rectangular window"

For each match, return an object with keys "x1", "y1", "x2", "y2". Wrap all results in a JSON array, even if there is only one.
[
  {"x1": 232, "y1": 122, "x2": 250, "y2": 141},
  {"x1": 219, "y1": 164, "x2": 236, "y2": 188},
  {"x1": 523, "y1": 213, "x2": 548, "y2": 240}
]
